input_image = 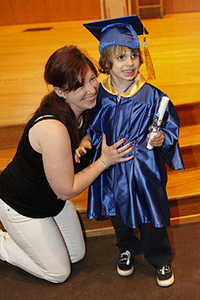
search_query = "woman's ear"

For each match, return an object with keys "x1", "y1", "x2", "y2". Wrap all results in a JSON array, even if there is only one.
[{"x1": 54, "y1": 86, "x2": 66, "y2": 99}]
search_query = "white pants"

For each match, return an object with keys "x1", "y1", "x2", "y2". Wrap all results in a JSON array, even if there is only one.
[{"x1": 0, "y1": 198, "x2": 85, "y2": 283}]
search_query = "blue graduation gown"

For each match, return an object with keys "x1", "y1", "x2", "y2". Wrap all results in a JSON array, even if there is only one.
[{"x1": 87, "y1": 73, "x2": 184, "y2": 228}]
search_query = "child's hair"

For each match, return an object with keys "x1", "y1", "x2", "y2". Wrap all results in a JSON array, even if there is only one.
[{"x1": 99, "y1": 46, "x2": 143, "y2": 74}]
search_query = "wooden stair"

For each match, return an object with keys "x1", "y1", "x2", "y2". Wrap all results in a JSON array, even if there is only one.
[{"x1": 1, "y1": 101, "x2": 200, "y2": 237}]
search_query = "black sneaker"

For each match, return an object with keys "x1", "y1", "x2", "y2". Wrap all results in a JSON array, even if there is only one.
[
  {"x1": 117, "y1": 250, "x2": 134, "y2": 276},
  {"x1": 157, "y1": 264, "x2": 174, "y2": 287}
]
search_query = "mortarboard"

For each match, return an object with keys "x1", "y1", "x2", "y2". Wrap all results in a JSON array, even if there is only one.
[
  {"x1": 83, "y1": 15, "x2": 148, "y2": 54},
  {"x1": 83, "y1": 15, "x2": 155, "y2": 80}
]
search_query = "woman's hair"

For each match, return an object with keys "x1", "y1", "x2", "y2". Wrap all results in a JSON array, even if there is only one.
[
  {"x1": 99, "y1": 46, "x2": 143, "y2": 74},
  {"x1": 38, "y1": 45, "x2": 98, "y2": 149}
]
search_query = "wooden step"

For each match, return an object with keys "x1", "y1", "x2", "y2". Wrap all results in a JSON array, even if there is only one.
[
  {"x1": 72, "y1": 168, "x2": 200, "y2": 210},
  {"x1": 167, "y1": 168, "x2": 200, "y2": 200},
  {"x1": 1, "y1": 142, "x2": 200, "y2": 179},
  {"x1": 0, "y1": 102, "x2": 200, "y2": 236},
  {"x1": 179, "y1": 124, "x2": 200, "y2": 148},
  {"x1": 0, "y1": 102, "x2": 200, "y2": 149},
  {"x1": 1, "y1": 124, "x2": 200, "y2": 173},
  {"x1": 71, "y1": 167, "x2": 200, "y2": 209},
  {"x1": 1, "y1": 150, "x2": 200, "y2": 202},
  {"x1": 0, "y1": 148, "x2": 16, "y2": 172},
  {"x1": 72, "y1": 166, "x2": 200, "y2": 237},
  {"x1": 0, "y1": 124, "x2": 25, "y2": 149},
  {"x1": 178, "y1": 124, "x2": 200, "y2": 170},
  {"x1": 176, "y1": 102, "x2": 200, "y2": 127},
  {"x1": 1, "y1": 146, "x2": 199, "y2": 236},
  {"x1": 1, "y1": 146, "x2": 199, "y2": 174}
]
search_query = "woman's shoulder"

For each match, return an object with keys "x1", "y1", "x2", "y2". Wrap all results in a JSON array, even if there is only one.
[
  {"x1": 31, "y1": 116, "x2": 67, "y2": 136},
  {"x1": 29, "y1": 116, "x2": 70, "y2": 154}
]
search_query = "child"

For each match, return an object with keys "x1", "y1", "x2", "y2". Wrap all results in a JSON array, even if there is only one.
[{"x1": 76, "y1": 16, "x2": 184, "y2": 287}]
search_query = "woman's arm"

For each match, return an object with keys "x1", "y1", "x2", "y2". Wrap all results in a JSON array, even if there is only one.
[{"x1": 29, "y1": 119, "x2": 134, "y2": 200}]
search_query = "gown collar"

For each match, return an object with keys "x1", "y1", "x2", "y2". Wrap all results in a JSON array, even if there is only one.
[{"x1": 101, "y1": 73, "x2": 146, "y2": 98}]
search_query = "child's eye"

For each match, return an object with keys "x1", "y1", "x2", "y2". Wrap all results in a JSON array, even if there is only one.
[
  {"x1": 132, "y1": 54, "x2": 139, "y2": 60},
  {"x1": 90, "y1": 75, "x2": 96, "y2": 82},
  {"x1": 117, "y1": 55, "x2": 124, "y2": 60}
]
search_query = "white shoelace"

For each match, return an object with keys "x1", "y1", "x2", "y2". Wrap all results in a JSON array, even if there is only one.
[
  {"x1": 159, "y1": 265, "x2": 169, "y2": 275},
  {"x1": 121, "y1": 250, "x2": 131, "y2": 265}
]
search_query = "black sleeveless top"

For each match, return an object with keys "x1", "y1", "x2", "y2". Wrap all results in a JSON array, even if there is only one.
[{"x1": 0, "y1": 110, "x2": 81, "y2": 218}]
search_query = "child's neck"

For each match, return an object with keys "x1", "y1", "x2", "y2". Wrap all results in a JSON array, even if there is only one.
[{"x1": 111, "y1": 78, "x2": 134, "y2": 95}]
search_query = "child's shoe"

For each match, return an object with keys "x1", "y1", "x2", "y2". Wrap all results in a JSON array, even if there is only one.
[
  {"x1": 117, "y1": 250, "x2": 134, "y2": 276},
  {"x1": 157, "y1": 264, "x2": 174, "y2": 287}
]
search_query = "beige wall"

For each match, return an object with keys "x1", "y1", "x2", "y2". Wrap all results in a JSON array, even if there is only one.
[{"x1": 0, "y1": 0, "x2": 200, "y2": 26}]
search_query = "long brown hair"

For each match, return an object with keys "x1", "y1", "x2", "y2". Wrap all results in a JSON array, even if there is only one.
[{"x1": 38, "y1": 45, "x2": 98, "y2": 149}]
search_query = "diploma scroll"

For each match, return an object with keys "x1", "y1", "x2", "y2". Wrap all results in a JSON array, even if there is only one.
[{"x1": 147, "y1": 96, "x2": 169, "y2": 150}]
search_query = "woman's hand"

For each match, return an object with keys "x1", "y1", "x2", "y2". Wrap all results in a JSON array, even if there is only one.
[
  {"x1": 99, "y1": 133, "x2": 134, "y2": 168},
  {"x1": 147, "y1": 131, "x2": 164, "y2": 148}
]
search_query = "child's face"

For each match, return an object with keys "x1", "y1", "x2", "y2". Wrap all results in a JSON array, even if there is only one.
[{"x1": 110, "y1": 48, "x2": 140, "y2": 85}]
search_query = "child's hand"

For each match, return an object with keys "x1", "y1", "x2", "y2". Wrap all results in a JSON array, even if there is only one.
[
  {"x1": 75, "y1": 140, "x2": 92, "y2": 163},
  {"x1": 147, "y1": 131, "x2": 164, "y2": 148}
]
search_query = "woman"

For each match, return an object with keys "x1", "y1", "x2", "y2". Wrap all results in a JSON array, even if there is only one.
[{"x1": 0, "y1": 45, "x2": 133, "y2": 283}]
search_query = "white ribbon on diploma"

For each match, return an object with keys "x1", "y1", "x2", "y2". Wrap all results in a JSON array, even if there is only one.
[{"x1": 147, "y1": 96, "x2": 169, "y2": 150}]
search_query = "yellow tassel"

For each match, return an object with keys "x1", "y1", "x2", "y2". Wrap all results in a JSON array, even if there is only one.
[{"x1": 142, "y1": 30, "x2": 156, "y2": 81}]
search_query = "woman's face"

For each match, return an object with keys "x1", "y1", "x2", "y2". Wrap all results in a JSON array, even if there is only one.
[{"x1": 63, "y1": 67, "x2": 99, "y2": 117}]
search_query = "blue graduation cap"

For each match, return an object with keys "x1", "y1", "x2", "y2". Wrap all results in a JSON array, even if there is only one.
[{"x1": 83, "y1": 15, "x2": 148, "y2": 54}]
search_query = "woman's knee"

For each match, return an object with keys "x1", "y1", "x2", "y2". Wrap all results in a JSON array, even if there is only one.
[
  {"x1": 79, "y1": 243, "x2": 86, "y2": 260},
  {"x1": 71, "y1": 243, "x2": 86, "y2": 263},
  {"x1": 45, "y1": 265, "x2": 71, "y2": 283}
]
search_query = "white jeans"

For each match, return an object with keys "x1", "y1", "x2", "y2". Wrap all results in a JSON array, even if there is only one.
[{"x1": 0, "y1": 198, "x2": 85, "y2": 283}]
